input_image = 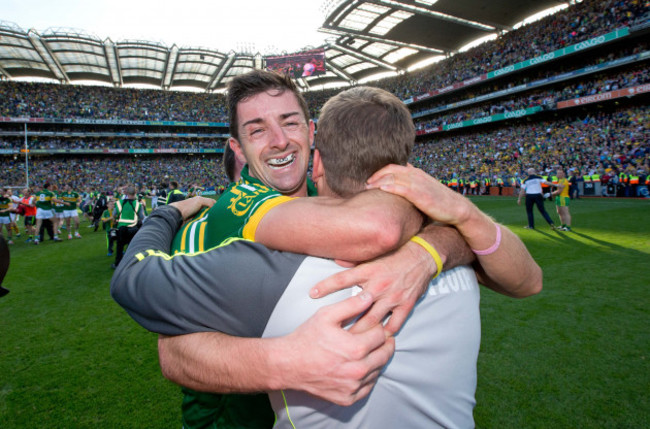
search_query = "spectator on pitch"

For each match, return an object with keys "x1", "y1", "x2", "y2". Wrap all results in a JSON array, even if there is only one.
[
  {"x1": 91, "y1": 191, "x2": 108, "y2": 232},
  {"x1": 148, "y1": 185, "x2": 159, "y2": 209},
  {"x1": 518, "y1": 168, "x2": 557, "y2": 230},
  {"x1": 157, "y1": 182, "x2": 168, "y2": 207}
]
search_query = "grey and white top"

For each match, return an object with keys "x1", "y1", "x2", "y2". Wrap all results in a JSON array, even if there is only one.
[
  {"x1": 522, "y1": 175, "x2": 550, "y2": 195},
  {"x1": 111, "y1": 206, "x2": 481, "y2": 429}
]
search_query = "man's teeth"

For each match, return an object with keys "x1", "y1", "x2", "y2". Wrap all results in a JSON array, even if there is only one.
[{"x1": 268, "y1": 154, "x2": 295, "y2": 166}]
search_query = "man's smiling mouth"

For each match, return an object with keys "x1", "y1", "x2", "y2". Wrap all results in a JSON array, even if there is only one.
[{"x1": 268, "y1": 153, "x2": 296, "y2": 169}]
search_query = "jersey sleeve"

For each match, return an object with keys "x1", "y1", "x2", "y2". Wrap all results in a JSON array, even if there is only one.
[
  {"x1": 171, "y1": 181, "x2": 294, "y2": 254},
  {"x1": 111, "y1": 205, "x2": 306, "y2": 337}
]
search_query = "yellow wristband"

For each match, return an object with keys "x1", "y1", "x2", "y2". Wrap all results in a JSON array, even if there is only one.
[{"x1": 410, "y1": 236, "x2": 443, "y2": 280}]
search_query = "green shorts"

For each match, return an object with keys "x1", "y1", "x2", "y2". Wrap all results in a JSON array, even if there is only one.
[{"x1": 555, "y1": 196, "x2": 570, "y2": 207}]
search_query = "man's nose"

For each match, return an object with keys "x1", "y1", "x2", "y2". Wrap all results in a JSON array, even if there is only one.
[{"x1": 268, "y1": 123, "x2": 290, "y2": 150}]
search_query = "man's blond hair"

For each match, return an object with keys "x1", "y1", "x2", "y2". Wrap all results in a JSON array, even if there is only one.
[{"x1": 316, "y1": 86, "x2": 414, "y2": 197}]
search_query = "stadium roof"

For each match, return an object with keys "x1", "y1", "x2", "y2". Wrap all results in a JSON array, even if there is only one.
[{"x1": 0, "y1": 0, "x2": 567, "y2": 92}]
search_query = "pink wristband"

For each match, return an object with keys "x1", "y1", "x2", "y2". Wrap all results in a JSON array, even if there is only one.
[{"x1": 472, "y1": 224, "x2": 502, "y2": 256}]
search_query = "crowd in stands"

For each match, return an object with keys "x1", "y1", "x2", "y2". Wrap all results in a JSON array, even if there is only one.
[
  {"x1": 0, "y1": 1, "x2": 645, "y2": 126},
  {"x1": 1, "y1": 0, "x2": 648, "y2": 198},
  {"x1": 0, "y1": 82, "x2": 228, "y2": 123},
  {"x1": 409, "y1": 42, "x2": 648, "y2": 116},
  {"x1": 0, "y1": 137, "x2": 222, "y2": 151},
  {"x1": 4, "y1": 103, "x2": 646, "y2": 196},
  {"x1": 555, "y1": 62, "x2": 649, "y2": 101},
  {"x1": 411, "y1": 104, "x2": 649, "y2": 184},
  {"x1": 3, "y1": 60, "x2": 646, "y2": 152},
  {"x1": 3, "y1": 156, "x2": 230, "y2": 192},
  {"x1": 379, "y1": 0, "x2": 647, "y2": 100},
  {"x1": 414, "y1": 63, "x2": 650, "y2": 130}
]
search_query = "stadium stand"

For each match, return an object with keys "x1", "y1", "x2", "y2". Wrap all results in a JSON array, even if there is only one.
[{"x1": 0, "y1": 0, "x2": 648, "y2": 198}]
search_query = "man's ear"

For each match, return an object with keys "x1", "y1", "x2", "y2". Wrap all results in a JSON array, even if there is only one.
[
  {"x1": 229, "y1": 138, "x2": 246, "y2": 162},
  {"x1": 312, "y1": 149, "x2": 324, "y2": 182},
  {"x1": 308, "y1": 120, "x2": 316, "y2": 148}
]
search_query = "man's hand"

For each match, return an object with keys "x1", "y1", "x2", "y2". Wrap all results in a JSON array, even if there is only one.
[
  {"x1": 274, "y1": 291, "x2": 395, "y2": 405},
  {"x1": 157, "y1": 292, "x2": 395, "y2": 406},
  {"x1": 170, "y1": 196, "x2": 215, "y2": 220},
  {"x1": 366, "y1": 164, "x2": 474, "y2": 227},
  {"x1": 310, "y1": 241, "x2": 434, "y2": 335},
  {"x1": 367, "y1": 164, "x2": 495, "y2": 251}
]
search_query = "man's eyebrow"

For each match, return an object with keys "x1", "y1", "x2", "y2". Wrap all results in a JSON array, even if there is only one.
[
  {"x1": 241, "y1": 117, "x2": 263, "y2": 128},
  {"x1": 280, "y1": 111, "x2": 302, "y2": 121},
  {"x1": 241, "y1": 111, "x2": 303, "y2": 128}
]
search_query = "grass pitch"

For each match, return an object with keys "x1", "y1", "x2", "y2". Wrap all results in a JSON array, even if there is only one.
[{"x1": 1, "y1": 197, "x2": 648, "y2": 428}]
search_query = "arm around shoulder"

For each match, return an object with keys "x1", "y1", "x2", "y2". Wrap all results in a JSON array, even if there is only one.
[{"x1": 254, "y1": 189, "x2": 422, "y2": 262}]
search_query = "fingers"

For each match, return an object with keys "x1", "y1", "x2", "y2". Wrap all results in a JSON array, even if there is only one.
[
  {"x1": 383, "y1": 306, "x2": 410, "y2": 335},
  {"x1": 319, "y1": 291, "x2": 374, "y2": 327},
  {"x1": 348, "y1": 336, "x2": 395, "y2": 403},
  {"x1": 311, "y1": 266, "x2": 370, "y2": 298},
  {"x1": 197, "y1": 196, "x2": 216, "y2": 208},
  {"x1": 333, "y1": 259, "x2": 358, "y2": 268},
  {"x1": 171, "y1": 196, "x2": 215, "y2": 219},
  {"x1": 349, "y1": 298, "x2": 394, "y2": 334},
  {"x1": 366, "y1": 164, "x2": 407, "y2": 185}
]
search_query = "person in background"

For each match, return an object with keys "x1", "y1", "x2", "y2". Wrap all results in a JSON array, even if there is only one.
[
  {"x1": 517, "y1": 168, "x2": 556, "y2": 230},
  {"x1": 101, "y1": 200, "x2": 117, "y2": 257},
  {"x1": 569, "y1": 169, "x2": 580, "y2": 199},
  {"x1": 61, "y1": 184, "x2": 82, "y2": 240},
  {"x1": 111, "y1": 186, "x2": 145, "y2": 269},
  {"x1": 551, "y1": 169, "x2": 572, "y2": 231},
  {"x1": 0, "y1": 189, "x2": 14, "y2": 245},
  {"x1": 0, "y1": 234, "x2": 9, "y2": 298},
  {"x1": 222, "y1": 141, "x2": 245, "y2": 183},
  {"x1": 19, "y1": 188, "x2": 37, "y2": 243},
  {"x1": 33, "y1": 183, "x2": 62, "y2": 244},
  {"x1": 51, "y1": 184, "x2": 66, "y2": 236}
]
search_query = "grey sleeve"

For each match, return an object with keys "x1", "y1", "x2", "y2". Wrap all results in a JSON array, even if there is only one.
[{"x1": 110, "y1": 206, "x2": 306, "y2": 337}]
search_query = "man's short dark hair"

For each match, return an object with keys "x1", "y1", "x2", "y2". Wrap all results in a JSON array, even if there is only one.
[
  {"x1": 227, "y1": 69, "x2": 309, "y2": 142},
  {"x1": 170, "y1": 181, "x2": 179, "y2": 189}
]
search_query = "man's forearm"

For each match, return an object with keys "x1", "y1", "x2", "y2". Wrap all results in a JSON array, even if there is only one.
[
  {"x1": 455, "y1": 209, "x2": 542, "y2": 297},
  {"x1": 255, "y1": 189, "x2": 423, "y2": 262},
  {"x1": 414, "y1": 222, "x2": 475, "y2": 274},
  {"x1": 159, "y1": 292, "x2": 393, "y2": 405},
  {"x1": 158, "y1": 333, "x2": 284, "y2": 393}
]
